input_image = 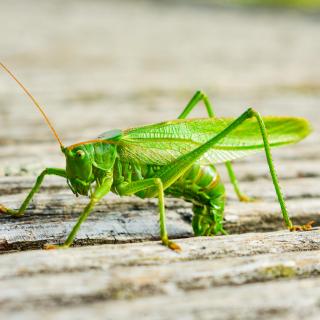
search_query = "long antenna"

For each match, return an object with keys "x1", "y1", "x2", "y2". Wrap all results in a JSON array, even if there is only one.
[{"x1": 0, "y1": 62, "x2": 63, "y2": 147}]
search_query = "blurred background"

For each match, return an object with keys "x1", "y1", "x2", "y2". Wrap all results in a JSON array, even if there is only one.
[
  {"x1": 0, "y1": 0, "x2": 319, "y2": 170},
  {"x1": 1, "y1": 2, "x2": 320, "y2": 318}
]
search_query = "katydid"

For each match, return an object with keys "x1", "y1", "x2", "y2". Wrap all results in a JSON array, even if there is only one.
[{"x1": 0, "y1": 62, "x2": 314, "y2": 251}]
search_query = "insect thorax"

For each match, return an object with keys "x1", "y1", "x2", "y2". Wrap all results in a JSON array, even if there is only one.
[{"x1": 112, "y1": 157, "x2": 225, "y2": 203}]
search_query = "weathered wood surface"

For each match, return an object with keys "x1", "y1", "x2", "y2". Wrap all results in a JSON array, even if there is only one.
[
  {"x1": 1, "y1": 233, "x2": 320, "y2": 319},
  {"x1": 1, "y1": 174, "x2": 320, "y2": 252},
  {"x1": 0, "y1": 0, "x2": 320, "y2": 319}
]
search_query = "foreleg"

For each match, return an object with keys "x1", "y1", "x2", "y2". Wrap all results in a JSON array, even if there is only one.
[
  {"x1": 44, "y1": 176, "x2": 113, "y2": 249},
  {"x1": 0, "y1": 168, "x2": 66, "y2": 216}
]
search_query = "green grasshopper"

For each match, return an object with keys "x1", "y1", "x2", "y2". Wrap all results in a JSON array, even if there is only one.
[{"x1": 0, "y1": 62, "x2": 314, "y2": 251}]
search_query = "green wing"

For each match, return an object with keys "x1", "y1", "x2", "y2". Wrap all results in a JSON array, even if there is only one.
[{"x1": 103, "y1": 117, "x2": 311, "y2": 165}]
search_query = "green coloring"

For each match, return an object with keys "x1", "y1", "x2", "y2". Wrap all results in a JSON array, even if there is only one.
[{"x1": 0, "y1": 63, "x2": 313, "y2": 251}]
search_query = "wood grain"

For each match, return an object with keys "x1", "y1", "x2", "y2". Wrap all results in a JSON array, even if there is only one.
[{"x1": 0, "y1": 1, "x2": 319, "y2": 319}]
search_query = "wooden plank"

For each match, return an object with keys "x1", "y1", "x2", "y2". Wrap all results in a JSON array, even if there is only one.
[
  {"x1": 2, "y1": 278, "x2": 320, "y2": 319},
  {"x1": 1, "y1": 232, "x2": 320, "y2": 319},
  {"x1": 0, "y1": 1, "x2": 320, "y2": 319}
]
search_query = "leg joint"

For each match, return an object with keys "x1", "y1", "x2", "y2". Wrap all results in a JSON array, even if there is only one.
[
  {"x1": 246, "y1": 107, "x2": 258, "y2": 118},
  {"x1": 196, "y1": 89, "x2": 207, "y2": 99},
  {"x1": 153, "y1": 178, "x2": 163, "y2": 188},
  {"x1": 36, "y1": 169, "x2": 49, "y2": 184},
  {"x1": 90, "y1": 197, "x2": 99, "y2": 205},
  {"x1": 40, "y1": 168, "x2": 49, "y2": 176}
]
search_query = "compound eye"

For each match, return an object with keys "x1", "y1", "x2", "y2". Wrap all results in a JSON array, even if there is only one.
[{"x1": 76, "y1": 150, "x2": 85, "y2": 159}]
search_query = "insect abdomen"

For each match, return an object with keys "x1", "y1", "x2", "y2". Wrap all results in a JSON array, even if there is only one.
[
  {"x1": 112, "y1": 159, "x2": 226, "y2": 236},
  {"x1": 165, "y1": 163, "x2": 226, "y2": 236}
]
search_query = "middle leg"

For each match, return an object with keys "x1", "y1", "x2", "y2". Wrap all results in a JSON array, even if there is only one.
[{"x1": 116, "y1": 178, "x2": 181, "y2": 251}]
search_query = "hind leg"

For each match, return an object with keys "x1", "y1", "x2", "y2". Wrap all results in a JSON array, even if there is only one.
[{"x1": 177, "y1": 90, "x2": 254, "y2": 202}]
